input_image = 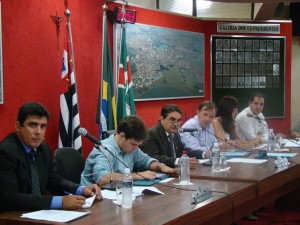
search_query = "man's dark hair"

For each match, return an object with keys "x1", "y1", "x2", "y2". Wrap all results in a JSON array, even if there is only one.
[
  {"x1": 117, "y1": 116, "x2": 147, "y2": 141},
  {"x1": 249, "y1": 92, "x2": 265, "y2": 102},
  {"x1": 160, "y1": 104, "x2": 182, "y2": 119},
  {"x1": 17, "y1": 102, "x2": 50, "y2": 126},
  {"x1": 198, "y1": 101, "x2": 217, "y2": 111}
]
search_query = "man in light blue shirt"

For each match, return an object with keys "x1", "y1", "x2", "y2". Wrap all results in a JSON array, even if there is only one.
[
  {"x1": 180, "y1": 101, "x2": 217, "y2": 152},
  {"x1": 81, "y1": 116, "x2": 176, "y2": 186}
]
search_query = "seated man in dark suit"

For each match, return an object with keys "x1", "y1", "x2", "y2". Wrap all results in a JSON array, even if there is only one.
[
  {"x1": 140, "y1": 104, "x2": 210, "y2": 168},
  {"x1": 0, "y1": 102, "x2": 101, "y2": 212}
]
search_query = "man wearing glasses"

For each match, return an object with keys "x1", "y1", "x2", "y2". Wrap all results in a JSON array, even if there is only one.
[
  {"x1": 140, "y1": 104, "x2": 209, "y2": 168},
  {"x1": 180, "y1": 101, "x2": 217, "y2": 152}
]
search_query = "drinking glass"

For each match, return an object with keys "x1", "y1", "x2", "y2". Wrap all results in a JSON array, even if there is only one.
[
  {"x1": 275, "y1": 134, "x2": 283, "y2": 149},
  {"x1": 219, "y1": 152, "x2": 227, "y2": 170}
]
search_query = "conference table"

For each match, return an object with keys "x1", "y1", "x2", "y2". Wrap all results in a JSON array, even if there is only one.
[
  {"x1": 1, "y1": 148, "x2": 300, "y2": 224},
  {"x1": 189, "y1": 148, "x2": 300, "y2": 220},
  {"x1": 0, "y1": 178, "x2": 256, "y2": 225}
]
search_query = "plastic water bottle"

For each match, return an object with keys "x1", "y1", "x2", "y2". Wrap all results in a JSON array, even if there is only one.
[
  {"x1": 268, "y1": 128, "x2": 276, "y2": 152},
  {"x1": 179, "y1": 151, "x2": 190, "y2": 184},
  {"x1": 211, "y1": 143, "x2": 220, "y2": 172},
  {"x1": 121, "y1": 168, "x2": 133, "y2": 208}
]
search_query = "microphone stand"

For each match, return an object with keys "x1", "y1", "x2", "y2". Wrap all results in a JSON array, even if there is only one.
[
  {"x1": 202, "y1": 128, "x2": 253, "y2": 154},
  {"x1": 189, "y1": 132, "x2": 212, "y2": 165},
  {"x1": 94, "y1": 144, "x2": 116, "y2": 190}
]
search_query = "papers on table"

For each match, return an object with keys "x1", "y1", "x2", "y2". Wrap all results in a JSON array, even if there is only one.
[
  {"x1": 267, "y1": 152, "x2": 297, "y2": 158},
  {"x1": 102, "y1": 186, "x2": 165, "y2": 201},
  {"x1": 199, "y1": 159, "x2": 210, "y2": 164},
  {"x1": 82, "y1": 195, "x2": 96, "y2": 208},
  {"x1": 21, "y1": 210, "x2": 90, "y2": 223},
  {"x1": 226, "y1": 158, "x2": 267, "y2": 164},
  {"x1": 283, "y1": 139, "x2": 300, "y2": 148},
  {"x1": 252, "y1": 143, "x2": 268, "y2": 150}
]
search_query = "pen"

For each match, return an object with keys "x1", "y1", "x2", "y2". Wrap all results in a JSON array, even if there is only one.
[{"x1": 64, "y1": 191, "x2": 73, "y2": 195}]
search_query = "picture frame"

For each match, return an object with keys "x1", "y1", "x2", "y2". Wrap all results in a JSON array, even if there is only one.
[
  {"x1": 114, "y1": 23, "x2": 205, "y2": 101},
  {"x1": 211, "y1": 35, "x2": 285, "y2": 118}
]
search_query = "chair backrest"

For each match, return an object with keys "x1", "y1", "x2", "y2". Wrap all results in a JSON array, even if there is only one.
[
  {"x1": 54, "y1": 147, "x2": 85, "y2": 184},
  {"x1": 102, "y1": 130, "x2": 116, "y2": 140}
]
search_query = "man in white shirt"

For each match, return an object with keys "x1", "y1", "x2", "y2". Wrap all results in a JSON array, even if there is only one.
[{"x1": 235, "y1": 92, "x2": 268, "y2": 143}]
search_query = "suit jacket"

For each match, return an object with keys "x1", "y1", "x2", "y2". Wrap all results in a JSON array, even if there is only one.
[
  {"x1": 140, "y1": 122, "x2": 204, "y2": 167},
  {"x1": 0, "y1": 133, "x2": 78, "y2": 212}
]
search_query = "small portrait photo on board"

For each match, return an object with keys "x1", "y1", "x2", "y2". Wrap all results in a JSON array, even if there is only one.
[
  {"x1": 238, "y1": 77, "x2": 244, "y2": 88},
  {"x1": 245, "y1": 76, "x2": 252, "y2": 88}
]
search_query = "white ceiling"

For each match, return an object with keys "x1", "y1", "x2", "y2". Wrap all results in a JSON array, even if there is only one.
[{"x1": 124, "y1": 0, "x2": 300, "y2": 21}]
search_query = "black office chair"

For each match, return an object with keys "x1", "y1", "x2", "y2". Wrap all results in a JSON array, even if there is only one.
[
  {"x1": 102, "y1": 130, "x2": 116, "y2": 140},
  {"x1": 54, "y1": 147, "x2": 85, "y2": 184}
]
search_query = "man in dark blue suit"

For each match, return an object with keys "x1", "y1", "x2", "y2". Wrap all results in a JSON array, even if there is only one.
[
  {"x1": 0, "y1": 102, "x2": 101, "y2": 212},
  {"x1": 140, "y1": 104, "x2": 209, "y2": 168}
]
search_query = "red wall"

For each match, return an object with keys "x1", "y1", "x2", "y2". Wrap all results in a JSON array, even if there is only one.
[{"x1": 0, "y1": 1, "x2": 291, "y2": 159}]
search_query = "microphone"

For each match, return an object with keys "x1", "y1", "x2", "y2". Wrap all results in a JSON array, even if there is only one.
[
  {"x1": 178, "y1": 128, "x2": 203, "y2": 133},
  {"x1": 189, "y1": 132, "x2": 212, "y2": 165},
  {"x1": 202, "y1": 128, "x2": 253, "y2": 154},
  {"x1": 94, "y1": 145, "x2": 116, "y2": 190},
  {"x1": 79, "y1": 127, "x2": 131, "y2": 190},
  {"x1": 246, "y1": 113, "x2": 264, "y2": 123},
  {"x1": 78, "y1": 127, "x2": 102, "y2": 146},
  {"x1": 78, "y1": 127, "x2": 115, "y2": 190}
]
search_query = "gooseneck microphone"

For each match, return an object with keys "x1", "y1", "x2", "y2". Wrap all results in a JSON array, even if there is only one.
[
  {"x1": 78, "y1": 128, "x2": 102, "y2": 146},
  {"x1": 178, "y1": 128, "x2": 203, "y2": 133},
  {"x1": 201, "y1": 128, "x2": 253, "y2": 154},
  {"x1": 78, "y1": 127, "x2": 120, "y2": 190},
  {"x1": 246, "y1": 113, "x2": 265, "y2": 123},
  {"x1": 189, "y1": 132, "x2": 212, "y2": 165}
]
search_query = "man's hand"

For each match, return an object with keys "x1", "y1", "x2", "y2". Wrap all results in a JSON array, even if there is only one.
[
  {"x1": 83, "y1": 184, "x2": 102, "y2": 200},
  {"x1": 62, "y1": 195, "x2": 86, "y2": 210},
  {"x1": 135, "y1": 170, "x2": 156, "y2": 180},
  {"x1": 160, "y1": 163, "x2": 177, "y2": 173},
  {"x1": 179, "y1": 157, "x2": 199, "y2": 169}
]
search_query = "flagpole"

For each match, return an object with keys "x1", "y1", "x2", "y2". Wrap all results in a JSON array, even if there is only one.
[
  {"x1": 116, "y1": 2, "x2": 126, "y2": 108},
  {"x1": 99, "y1": 3, "x2": 108, "y2": 135},
  {"x1": 64, "y1": 7, "x2": 82, "y2": 152},
  {"x1": 65, "y1": 9, "x2": 77, "y2": 90}
]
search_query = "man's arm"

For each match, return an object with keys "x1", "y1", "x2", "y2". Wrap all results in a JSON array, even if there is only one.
[{"x1": 140, "y1": 130, "x2": 176, "y2": 167}]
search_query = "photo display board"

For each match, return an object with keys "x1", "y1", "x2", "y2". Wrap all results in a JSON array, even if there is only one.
[{"x1": 211, "y1": 36, "x2": 285, "y2": 118}]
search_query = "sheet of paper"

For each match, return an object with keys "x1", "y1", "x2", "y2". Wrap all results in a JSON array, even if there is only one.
[
  {"x1": 133, "y1": 186, "x2": 165, "y2": 195},
  {"x1": 82, "y1": 195, "x2": 96, "y2": 208},
  {"x1": 252, "y1": 143, "x2": 268, "y2": 150},
  {"x1": 226, "y1": 158, "x2": 267, "y2": 164},
  {"x1": 199, "y1": 159, "x2": 210, "y2": 164},
  {"x1": 159, "y1": 177, "x2": 174, "y2": 183},
  {"x1": 283, "y1": 139, "x2": 300, "y2": 148},
  {"x1": 21, "y1": 210, "x2": 90, "y2": 223},
  {"x1": 267, "y1": 152, "x2": 297, "y2": 158},
  {"x1": 101, "y1": 189, "x2": 118, "y2": 200}
]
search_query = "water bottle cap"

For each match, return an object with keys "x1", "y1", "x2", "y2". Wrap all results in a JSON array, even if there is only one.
[
  {"x1": 182, "y1": 151, "x2": 187, "y2": 155},
  {"x1": 124, "y1": 168, "x2": 130, "y2": 174},
  {"x1": 214, "y1": 142, "x2": 219, "y2": 147}
]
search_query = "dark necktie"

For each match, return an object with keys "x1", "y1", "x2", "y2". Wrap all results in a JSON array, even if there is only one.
[
  {"x1": 28, "y1": 149, "x2": 41, "y2": 196},
  {"x1": 168, "y1": 134, "x2": 176, "y2": 157}
]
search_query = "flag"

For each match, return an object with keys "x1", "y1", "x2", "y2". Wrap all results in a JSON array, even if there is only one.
[
  {"x1": 58, "y1": 24, "x2": 82, "y2": 153},
  {"x1": 96, "y1": 13, "x2": 116, "y2": 136},
  {"x1": 117, "y1": 27, "x2": 136, "y2": 123}
]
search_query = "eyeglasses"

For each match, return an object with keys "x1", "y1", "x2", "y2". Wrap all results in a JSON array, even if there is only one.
[{"x1": 168, "y1": 117, "x2": 182, "y2": 125}]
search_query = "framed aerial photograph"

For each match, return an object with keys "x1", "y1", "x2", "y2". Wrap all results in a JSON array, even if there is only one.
[
  {"x1": 0, "y1": 2, "x2": 3, "y2": 104},
  {"x1": 211, "y1": 35, "x2": 285, "y2": 118},
  {"x1": 115, "y1": 23, "x2": 205, "y2": 101}
]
